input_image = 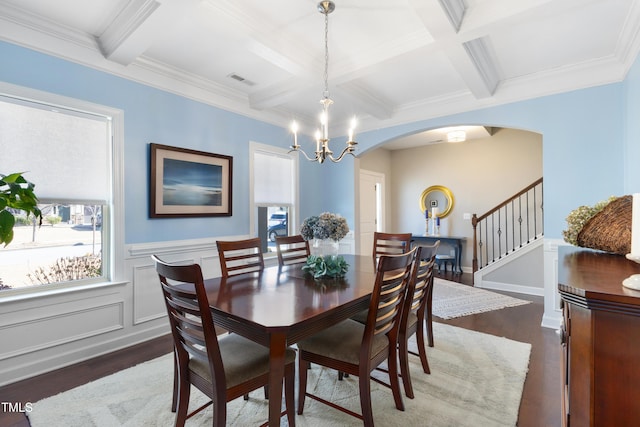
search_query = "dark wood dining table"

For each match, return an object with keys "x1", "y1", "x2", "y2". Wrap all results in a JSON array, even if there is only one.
[{"x1": 202, "y1": 254, "x2": 378, "y2": 426}]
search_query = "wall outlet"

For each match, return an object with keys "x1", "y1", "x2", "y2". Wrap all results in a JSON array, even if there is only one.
[{"x1": 463, "y1": 212, "x2": 472, "y2": 220}]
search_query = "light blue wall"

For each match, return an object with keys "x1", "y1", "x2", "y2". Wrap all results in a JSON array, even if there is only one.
[
  {"x1": 0, "y1": 41, "x2": 295, "y2": 244},
  {"x1": 298, "y1": 160, "x2": 355, "y2": 221},
  {"x1": 624, "y1": 53, "x2": 640, "y2": 192},
  {"x1": 350, "y1": 83, "x2": 626, "y2": 238},
  {"x1": 1, "y1": 40, "x2": 637, "y2": 242}
]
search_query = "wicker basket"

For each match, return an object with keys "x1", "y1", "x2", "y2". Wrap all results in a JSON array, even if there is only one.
[{"x1": 577, "y1": 195, "x2": 632, "y2": 255}]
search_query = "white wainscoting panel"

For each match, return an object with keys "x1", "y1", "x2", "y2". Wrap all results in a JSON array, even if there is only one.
[
  {"x1": 2, "y1": 301, "x2": 124, "y2": 359},
  {"x1": 0, "y1": 233, "x2": 355, "y2": 386},
  {"x1": 132, "y1": 263, "x2": 170, "y2": 325}
]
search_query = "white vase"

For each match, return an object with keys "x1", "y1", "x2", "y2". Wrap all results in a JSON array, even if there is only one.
[{"x1": 311, "y1": 238, "x2": 340, "y2": 257}]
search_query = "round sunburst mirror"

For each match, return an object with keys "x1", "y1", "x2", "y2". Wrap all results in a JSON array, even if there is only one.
[{"x1": 419, "y1": 185, "x2": 454, "y2": 218}]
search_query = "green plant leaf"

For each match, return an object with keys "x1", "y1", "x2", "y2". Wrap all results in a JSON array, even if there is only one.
[
  {"x1": 0, "y1": 172, "x2": 43, "y2": 244},
  {"x1": 302, "y1": 255, "x2": 349, "y2": 279},
  {"x1": 0, "y1": 209, "x2": 16, "y2": 246}
]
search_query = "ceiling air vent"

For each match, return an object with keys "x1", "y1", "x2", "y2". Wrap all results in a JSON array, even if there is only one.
[{"x1": 228, "y1": 73, "x2": 255, "y2": 86}]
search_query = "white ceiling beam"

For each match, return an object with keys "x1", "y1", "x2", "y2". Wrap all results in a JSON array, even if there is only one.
[
  {"x1": 249, "y1": 27, "x2": 433, "y2": 111},
  {"x1": 203, "y1": 0, "x2": 315, "y2": 75},
  {"x1": 221, "y1": 0, "x2": 434, "y2": 112},
  {"x1": 410, "y1": 0, "x2": 498, "y2": 98},
  {"x1": 98, "y1": 0, "x2": 197, "y2": 66},
  {"x1": 203, "y1": 0, "x2": 318, "y2": 111},
  {"x1": 463, "y1": 38, "x2": 500, "y2": 96},
  {"x1": 438, "y1": 0, "x2": 466, "y2": 31}
]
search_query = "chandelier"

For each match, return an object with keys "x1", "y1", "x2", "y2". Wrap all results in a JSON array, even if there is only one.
[{"x1": 289, "y1": 1, "x2": 357, "y2": 164}]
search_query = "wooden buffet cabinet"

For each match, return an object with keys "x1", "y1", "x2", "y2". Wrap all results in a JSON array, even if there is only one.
[{"x1": 558, "y1": 246, "x2": 640, "y2": 427}]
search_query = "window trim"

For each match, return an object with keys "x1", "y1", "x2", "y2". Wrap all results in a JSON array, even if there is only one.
[
  {"x1": 249, "y1": 141, "x2": 299, "y2": 256},
  {"x1": 0, "y1": 82, "x2": 125, "y2": 297}
]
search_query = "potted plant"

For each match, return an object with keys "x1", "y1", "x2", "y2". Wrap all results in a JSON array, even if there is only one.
[
  {"x1": 300, "y1": 212, "x2": 349, "y2": 257},
  {"x1": 0, "y1": 172, "x2": 42, "y2": 246}
]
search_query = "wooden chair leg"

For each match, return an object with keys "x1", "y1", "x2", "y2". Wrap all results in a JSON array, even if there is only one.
[
  {"x1": 172, "y1": 350, "x2": 178, "y2": 412},
  {"x1": 398, "y1": 337, "x2": 414, "y2": 399},
  {"x1": 243, "y1": 385, "x2": 268, "y2": 401},
  {"x1": 387, "y1": 346, "x2": 405, "y2": 412},
  {"x1": 285, "y1": 364, "x2": 296, "y2": 427},
  {"x1": 358, "y1": 371, "x2": 375, "y2": 427},
  {"x1": 213, "y1": 394, "x2": 227, "y2": 427},
  {"x1": 427, "y1": 289, "x2": 435, "y2": 347},
  {"x1": 297, "y1": 357, "x2": 309, "y2": 415},
  {"x1": 175, "y1": 370, "x2": 190, "y2": 427},
  {"x1": 415, "y1": 324, "x2": 431, "y2": 374},
  {"x1": 337, "y1": 371, "x2": 350, "y2": 380}
]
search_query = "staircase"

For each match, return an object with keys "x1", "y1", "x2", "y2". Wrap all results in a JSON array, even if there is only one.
[{"x1": 471, "y1": 178, "x2": 543, "y2": 287}]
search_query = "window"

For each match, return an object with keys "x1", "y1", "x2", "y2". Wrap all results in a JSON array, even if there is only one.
[
  {"x1": 0, "y1": 83, "x2": 123, "y2": 294},
  {"x1": 251, "y1": 142, "x2": 298, "y2": 254}
]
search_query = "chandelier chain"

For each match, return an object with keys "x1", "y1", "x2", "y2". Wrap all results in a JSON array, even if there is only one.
[{"x1": 323, "y1": 10, "x2": 330, "y2": 100}]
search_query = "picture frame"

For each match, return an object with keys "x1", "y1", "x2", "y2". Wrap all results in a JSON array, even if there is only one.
[{"x1": 149, "y1": 143, "x2": 232, "y2": 218}]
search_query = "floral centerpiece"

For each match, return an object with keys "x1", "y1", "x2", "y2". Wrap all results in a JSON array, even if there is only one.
[
  {"x1": 300, "y1": 212, "x2": 350, "y2": 278},
  {"x1": 300, "y1": 212, "x2": 349, "y2": 242}
]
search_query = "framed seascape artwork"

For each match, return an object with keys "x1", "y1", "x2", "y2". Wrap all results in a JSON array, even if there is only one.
[{"x1": 149, "y1": 143, "x2": 232, "y2": 218}]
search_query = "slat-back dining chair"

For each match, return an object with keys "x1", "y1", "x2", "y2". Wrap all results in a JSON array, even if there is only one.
[
  {"x1": 216, "y1": 237, "x2": 264, "y2": 277},
  {"x1": 350, "y1": 242, "x2": 440, "y2": 398},
  {"x1": 275, "y1": 235, "x2": 310, "y2": 267},
  {"x1": 372, "y1": 232, "x2": 413, "y2": 259},
  {"x1": 338, "y1": 231, "x2": 414, "y2": 383},
  {"x1": 152, "y1": 255, "x2": 296, "y2": 427},
  {"x1": 343, "y1": 231, "x2": 413, "y2": 344},
  {"x1": 296, "y1": 249, "x2": 416, "y2": 426},
  {"x1": 398, "y1": 242, "x2": 439, "y2": 398},
  {"x1": 215, "y1": 237, "x2": 270, "y2": 400}
]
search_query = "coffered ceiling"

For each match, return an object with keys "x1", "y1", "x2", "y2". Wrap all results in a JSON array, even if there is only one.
[{"x1": 1, "y1": 0, "x2": 638, "y2": 138}]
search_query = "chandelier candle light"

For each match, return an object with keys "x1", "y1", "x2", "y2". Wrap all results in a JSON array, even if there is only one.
[{"x1": 289, "y1": 1, "x2": 358, "y2": 164}]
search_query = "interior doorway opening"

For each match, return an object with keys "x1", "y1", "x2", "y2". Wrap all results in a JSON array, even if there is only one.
[{"x1": 358, "y1": 169, "x2": 385, "y2": 256}]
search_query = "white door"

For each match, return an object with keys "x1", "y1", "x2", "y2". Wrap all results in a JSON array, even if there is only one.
[{"x1": 359, "y1": 170, "x2": 384, "y2": 256}]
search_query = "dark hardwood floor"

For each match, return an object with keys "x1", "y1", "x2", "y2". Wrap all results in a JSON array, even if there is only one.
[
  {"x1": 436, "y1": 270, "x2": 561, "y2": 427},
  {"x1": 0, "y1": 270, "x2": 560, "y2": 427}
]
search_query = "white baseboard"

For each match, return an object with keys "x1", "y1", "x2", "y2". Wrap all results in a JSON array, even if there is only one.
[
  {"x1": 541, "y1": 311, "x2": 562, "y2": 330},
  {"x1": 477, "y1": 280, "x2": 544, "y2": 296}
]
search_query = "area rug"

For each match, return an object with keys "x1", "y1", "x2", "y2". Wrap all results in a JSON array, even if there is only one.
[
  {"x1": 29, "y1": 323, "x2": 531, "y2": 427},
  {"x1": 432, "y1": 278, "x2": 531, "y2": 320}
]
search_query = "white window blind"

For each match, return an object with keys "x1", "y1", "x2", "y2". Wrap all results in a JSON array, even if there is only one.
[
  {"x1": 253, "y1": 150, "x2": 293, "y2": 205},
  {"x1": 0, "y1": 96, "x2": 110, "y2": 203}
]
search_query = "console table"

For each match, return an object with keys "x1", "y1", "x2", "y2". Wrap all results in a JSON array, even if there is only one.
[
  {"x1": 558, "y1": 246, "x2": 640, "y2": 427},
  {"x1": 412, "y1": 235, "x2": 465, "y2": 274}
]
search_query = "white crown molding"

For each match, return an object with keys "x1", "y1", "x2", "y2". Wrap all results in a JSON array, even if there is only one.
[
  {"x1": 0, "y1": 2, "x2": 99, "y2": 52},
  {"x1": 615, "y1": 0, "x2": 640, "y2": 68},
  {"x1": 98, "y1": 0, "x2": 159, "y2": 61}
]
